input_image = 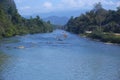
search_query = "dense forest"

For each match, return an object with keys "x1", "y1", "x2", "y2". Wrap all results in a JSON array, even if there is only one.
[
  {"x1": 0, "y1": 0, "x2": 53, "y2": 38},
  {"x1": 66, "y1": 2, "x2": 120, "y2": 43}
]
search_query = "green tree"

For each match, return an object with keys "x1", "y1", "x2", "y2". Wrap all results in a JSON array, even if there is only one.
[{"x1": 94, "y1": 2, "x2": 107, "y2": 31}]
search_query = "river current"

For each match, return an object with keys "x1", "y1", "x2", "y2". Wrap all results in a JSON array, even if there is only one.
[{"x1": 0, "y1": 30, "x2": 120, "y2": 80}]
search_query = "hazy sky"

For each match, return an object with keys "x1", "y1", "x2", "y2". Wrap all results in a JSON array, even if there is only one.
[{"x1": 14, "y1": 0, "x2": 120, "y2": 17}]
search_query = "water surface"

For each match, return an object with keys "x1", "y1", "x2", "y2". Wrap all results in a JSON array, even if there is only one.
[{"x1": 0, "y1": 30, "x2": 120, "y2": 80}]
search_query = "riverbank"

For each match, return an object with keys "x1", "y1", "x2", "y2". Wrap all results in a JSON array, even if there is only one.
[{"x1": 80, "y1": 32, "x2": 120, "y2": 45}]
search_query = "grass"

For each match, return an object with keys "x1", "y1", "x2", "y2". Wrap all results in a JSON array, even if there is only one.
[{"x1": 85, "y1": 32, "x2": 120, "y2": 44}]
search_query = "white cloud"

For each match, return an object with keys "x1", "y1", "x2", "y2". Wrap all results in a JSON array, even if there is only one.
[
  {"x1": 116, "y1": 2, "x2": 120, "y2": 7},
  {"x1": 59, "y1": 0, "x2": 120, "y2": 10},
  {"x1": 60, "y1": 0, "x2": 83, "y2": 9},
  {"x1": 15, "y1": 0, "x2": 120, "y2": 15},
  {"x1": 43, "y1": 2, "x2": 53, "y2": 9}
]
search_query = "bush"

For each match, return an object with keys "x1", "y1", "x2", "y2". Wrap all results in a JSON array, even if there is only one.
[{"x1": 88, "y1": 31, "x2": 120, "y2": 44}]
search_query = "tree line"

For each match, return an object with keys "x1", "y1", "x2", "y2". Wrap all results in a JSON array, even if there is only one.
[
  {"x1": 0, "y1": 0, "x2": 53, "y2": 39},
  {"x1": 66, "y1": 2, "x2": 120, "y2": 34}
]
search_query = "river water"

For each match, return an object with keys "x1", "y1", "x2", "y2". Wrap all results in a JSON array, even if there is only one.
[{"x1": 0, "y1": 30, "x2": 120, "y2": 80}]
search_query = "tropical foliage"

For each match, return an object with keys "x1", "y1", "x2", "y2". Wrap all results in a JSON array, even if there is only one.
[
  {"x1": 66, "y1": 2, "x2": 120, "y2": 34},
  {"x1": 0, "y1": 0, "x2": 53, "y2": 38},
  {"x1": 66, "y1": 2, "x2": 120, "y2": 43}
]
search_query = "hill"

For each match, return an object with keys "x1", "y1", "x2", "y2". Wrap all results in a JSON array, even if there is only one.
[
  {"x1": 43, "y1": 16, "x2": 69, "y2": 26},
  {"x1": 0, "y1": 0, "x2": 53, "y2": 38}
]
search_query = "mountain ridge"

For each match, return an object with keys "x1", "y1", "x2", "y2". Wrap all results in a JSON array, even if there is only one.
[{"x1": 43, "y1": 16, "x2": 69, "y2": 25}]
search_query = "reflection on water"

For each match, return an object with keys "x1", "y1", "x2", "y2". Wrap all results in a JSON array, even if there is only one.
[
  {"x1": 0, "y1": 52, "x2": 10, "y2": 80},
  {"x1": 0, "y1": 30, "x2": 120, "y2": 80}
]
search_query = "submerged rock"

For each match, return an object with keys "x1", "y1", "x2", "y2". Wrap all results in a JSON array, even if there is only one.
[
  {"x1": 57, "y1": 38, "x2": 63, "y2": 41},
  {"x1": 16, "y1": 46, "x2": 25, "y2": 49}
]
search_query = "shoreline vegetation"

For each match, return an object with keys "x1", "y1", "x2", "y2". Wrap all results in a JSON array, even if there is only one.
[
  {"x1": 87, "y1": 32, "x2": 120, "y2": 44},
  {"x1": 65, "y1": 2, "x2": 120, "y2": 44},
  {"x1": 0, "y1": 0, "x2": 53, "y2": 39},
  {"x1": 0, "y1": 0, "x2": 53, "y2": 63},
  {"x1": 79, "y1": 32, "x2": 120, "y2": 45}
]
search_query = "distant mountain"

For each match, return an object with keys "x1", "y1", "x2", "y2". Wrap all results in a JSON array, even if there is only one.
[
  {"x1": 43, "y1": 16, "x2": 69, "y2": 25},
  {"x1": 22, "y1": 9, "x2": 87, "y2": 20}
]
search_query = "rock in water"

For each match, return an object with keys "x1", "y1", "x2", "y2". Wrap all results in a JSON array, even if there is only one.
[{"x1": 17, "y1": 46, "x2": 25, "y2": 49}]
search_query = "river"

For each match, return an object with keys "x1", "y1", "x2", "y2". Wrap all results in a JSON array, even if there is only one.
[{"x1": 0, "y1": 30, "x2": 120, "y2": 80}]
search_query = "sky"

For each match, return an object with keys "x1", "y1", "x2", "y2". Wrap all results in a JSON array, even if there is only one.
[{"x1": 14, "y1": 0, "x2": 120, "y2": 17}]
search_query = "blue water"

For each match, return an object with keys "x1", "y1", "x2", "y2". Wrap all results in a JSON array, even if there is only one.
[{"x1": 0, "y1": 30, "x2": 120, "y2": 80}]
